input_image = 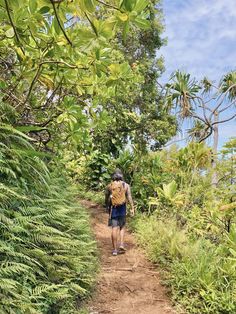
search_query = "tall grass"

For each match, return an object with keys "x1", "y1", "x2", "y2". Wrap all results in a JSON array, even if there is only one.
[{"x1": 134, "y1": 215, "x2": 236, "y2": 313}]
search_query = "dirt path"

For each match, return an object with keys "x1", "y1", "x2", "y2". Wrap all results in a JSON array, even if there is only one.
[{"x1": 81, "y1": 200, "x2": 176, "y2": 314}]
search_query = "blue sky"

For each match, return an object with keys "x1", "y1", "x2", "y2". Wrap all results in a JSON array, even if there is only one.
[{"x1": 159, "y1": 0, "x2": 236, "y2": 149}]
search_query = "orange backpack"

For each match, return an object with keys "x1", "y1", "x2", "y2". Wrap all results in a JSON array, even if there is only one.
[{"x1": 110, "y1": 181, "x2": 126, "y2": 207}]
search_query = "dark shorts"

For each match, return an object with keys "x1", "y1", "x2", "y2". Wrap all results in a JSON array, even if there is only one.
[{"x1": 109, "y1": 216, "x2": 126, "y2": 228}]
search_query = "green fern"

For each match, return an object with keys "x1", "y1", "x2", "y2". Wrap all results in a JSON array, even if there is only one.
[{"x1": 0, "y1": 123, "x2": 98, "y2": 313}]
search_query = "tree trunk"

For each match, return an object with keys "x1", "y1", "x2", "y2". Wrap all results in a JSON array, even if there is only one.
[{"x1": 212, "y1": 111, "x2": 219, "y2": 185}]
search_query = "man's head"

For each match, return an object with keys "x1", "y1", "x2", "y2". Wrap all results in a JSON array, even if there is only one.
[{"x1": 112, "y1": 169, "x2": 124, "y2": 181}]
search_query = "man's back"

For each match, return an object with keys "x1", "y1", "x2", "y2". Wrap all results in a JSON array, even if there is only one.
[{"x1": 104, "y1": 170, "x2": 135, "y2": 256}]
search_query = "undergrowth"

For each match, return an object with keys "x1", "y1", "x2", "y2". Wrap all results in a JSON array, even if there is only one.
[
  {"x1": 134, "y1": 215, "x2": 236, "y2": 314},
  {"x1": 0, "y1": 125, "x2": 98, "y2": 313}
]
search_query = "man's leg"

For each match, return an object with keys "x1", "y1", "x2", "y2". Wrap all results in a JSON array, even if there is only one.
[
  {"x1": 111, "y1": 226, "x2": 119, "y2": 252},
  {"x1": 120, "y1": 226, "x2": 125, "y2": 248},
  {"x1": 119, "y1": 216, "x2": 126, "y2": 252}
]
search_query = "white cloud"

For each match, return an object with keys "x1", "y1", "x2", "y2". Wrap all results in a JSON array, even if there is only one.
[
  {"x1": 160, "y1": 0, "x2": 236, "y2": 82},
  {"x1": 160, "y1": 0, "x2": 236, "y2": 146}
]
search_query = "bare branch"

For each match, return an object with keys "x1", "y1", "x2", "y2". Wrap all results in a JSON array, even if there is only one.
[
  {"x1": 191, "y1": 113, "x2": 210, "y2": 127},
  {"x1": 212, "y1": 113, "x2": 236, "y2": 126},
  {"x1": 164, "y1": 136, "x2": 189, "y2": 147},
  {"x1": 210, "y1": 83, "x2": 236, "y2": 119},
  {"x1": 194, "y1": 96, "x2": 212, "y2": 124},
  {"x1": 50, "y1": 0, "x2": 73, "y2": 46},
  {"x1": 1, "y1": 90, "x2": 23, "y2": 106},
  {"x1": 21, "y1": 113, "x2": 62, "y2": 128},
  {"x1": 198, "y1": 126, "x2": 213, "y2": 143},
  {"x1": 218, "y1": 98, "x2": 236, "y2": 114}
]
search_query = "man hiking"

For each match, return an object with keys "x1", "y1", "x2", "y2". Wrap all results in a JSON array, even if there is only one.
[{"x1": 105, "y1": 170, "x2": 135, "y2": 256}]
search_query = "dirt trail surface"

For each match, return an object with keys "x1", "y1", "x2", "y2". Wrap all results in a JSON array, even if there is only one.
[{"x1": 81, "y1": 200, "x2": 176, "y2": 314}]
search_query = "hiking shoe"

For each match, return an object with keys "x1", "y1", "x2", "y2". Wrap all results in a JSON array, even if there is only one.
[
  {"x1": 112, "y1": 250, "x2": 118, "y2": 256},
  {"x1": 119, "y1": 246, "x2": 126, "y2": 254}
]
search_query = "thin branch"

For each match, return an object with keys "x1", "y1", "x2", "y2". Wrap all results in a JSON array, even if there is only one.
[
  {"x1": 198, "y1": 105, "x2": 213, "y2": 113},
  {"x1": 210, "y1": 83, "x2": 236, "y2": 119},
  {"x1": 218, "y1": 98, "x2": 236, "y2": 114},
  {"x1": 50, "y1": 0, "x2": 73, "y2": 46},
  {"x1": 24, "y1": 64, "x2": 42, "y2": 104},
  {"x1": 194, "y1": 96, "x2": 210, "y2": 124},
  {"x1": 28, "y1": 27, "x2": 40, "y2": 49},
  {"x1": 198, "y1": 126, "x2": 213, "y2": 143},
  {"x1": 95, "y1": 0, "x2": 121, "y2": 11},
  {"x1": 191, "y1": 113, "x2": 210, "y2": 126},
  {"x1": 21, "y1": 113, "x2": 62, "y2": 128},
  {"x1": 195, "y1": 95, "x2": 213, "y2": 112},
  {"x1": 212, "y1": 113, "x2": 236, "y2": 126},
  {"x1": 33, "y1": 82, "x2": 62, "y2": 110},
  {"x1": 164, "y1": 136, "x2": 189, "y2": 147},
  {"x1": 39, "y1": 60, "x2": 88, "y2": 69},
  {"x1": 4, "y1": 0, "x2": 25, "y2": 54},
  {"x1": 85, "y1": 12, "x2": 98, "y2": 36},
  {"x1": 1, "y1": 90, "x2": 23, "y2": 106}
]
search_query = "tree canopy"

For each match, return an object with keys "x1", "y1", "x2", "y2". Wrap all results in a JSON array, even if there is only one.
[{"x1": 0, "y1": 0, "x2": 176, "y2": 156}]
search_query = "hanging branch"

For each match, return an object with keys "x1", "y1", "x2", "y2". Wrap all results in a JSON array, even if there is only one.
[
  {"x1": 24, "y1": 64, "x2": 43, "y2": 105},
  {"x1": 50, "y1": 0, "x2": 73, "y2": 46},
  {"x1": 95, "y1": 0, "x2": 121, "y2": 11},
  {"x1": 4, "y1": 0, "x2": 25, "y2": 54},
  {"x1": 39, "y1": 60, "x2": 88, "y2": 69},
  {"x1": 85, "y1": 12, "x2": 98, "y2": 36}
]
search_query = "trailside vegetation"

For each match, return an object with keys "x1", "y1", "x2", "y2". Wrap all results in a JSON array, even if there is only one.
[
  {"x1": 0, "y1": 0, "x2": 164, "y2": 312},
  {"x1": 0, "y1": 125, "x2": 97, "y2": 313},
  {"x1": 1, "y1": 0, "x2": 235, "y2": 313},
  {"x1": 79, "y1": 140, "x2": 235, "y2": 313},
  {"x1": 114, "y1": 141, "x2": 236, "y2": 313}
]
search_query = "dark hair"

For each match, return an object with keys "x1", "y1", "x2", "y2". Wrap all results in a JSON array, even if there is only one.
[{"x1": 112, "y1": 169, "x2": 124, "y2": 181}]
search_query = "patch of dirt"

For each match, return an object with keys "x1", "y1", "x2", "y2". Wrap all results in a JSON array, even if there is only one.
[{"x1": 80, "y1": 200, "x2": 176, "y2": 314}]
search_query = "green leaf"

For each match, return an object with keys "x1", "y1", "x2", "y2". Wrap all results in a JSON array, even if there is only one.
[
  {"x1": 16, "y1": 126, "x2": 46, "y2": 132},
  {"x1": 121, "y1": 0, "x2": 137, "y2": 12},
  {"x1": 122, "y1": 21, "x2": 130, "y2": 42},
  {"x1": 5, "y1": 28, "x2": 14, "y2": 38},
  {"x1": 134, "y1": 0, "x2": 149, "y2": 13},
  {"x1": 84, "y1": 0, "x2": 95, "y2": 13},
  {"x1": 76, "y1": 85, "x2": 85, "y2": 95},
  {"x1": 133, "y1": 17, "x2": 150, "y2": 29},
  {"x1": 38, "y1": 6, "x2": 50, "y2": 14},
  {"x1": 117, "y1": 12, "x2": 129, "y2": 22},
  {"x1": 29, "y1": 1, "x2": 38, "y2": 14},
  {"x1": 53, "y1": 17, "x2": 61, "y2": 35}
]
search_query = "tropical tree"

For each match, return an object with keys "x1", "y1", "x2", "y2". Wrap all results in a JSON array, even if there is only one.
[
  {"x1": 89, "y1": 0, "x2": 177, "y2": 155},
  {"x1": 165, "y1": 70, "x2": 236, "y2": 184},
  {"x1": 0, "y1": 0, "x2": 156, "y2": 152}
]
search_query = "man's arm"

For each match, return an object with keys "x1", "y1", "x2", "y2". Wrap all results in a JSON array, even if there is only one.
[{"x1": 126, "y1": 184, "x2": 135, "y2": 216}]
